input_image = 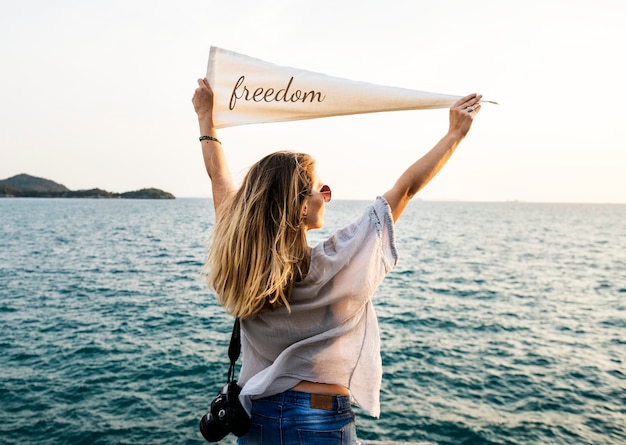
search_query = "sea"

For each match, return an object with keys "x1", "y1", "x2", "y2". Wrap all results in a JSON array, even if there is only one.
[{"x1": 1, "y1": 198, "x2": 624, "y2": 445}]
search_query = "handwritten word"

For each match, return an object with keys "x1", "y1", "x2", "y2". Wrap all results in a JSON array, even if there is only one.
[{"x1": 229, "y1": 76, "x2": 326, "y2": 110}]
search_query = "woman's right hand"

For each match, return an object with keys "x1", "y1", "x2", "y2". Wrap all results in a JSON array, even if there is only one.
[{"x1": 192, "y1": 78, "x2": 215, "y2": 122}]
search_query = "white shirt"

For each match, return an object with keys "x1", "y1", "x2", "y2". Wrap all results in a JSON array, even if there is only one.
[{"x1": 238, "y1": 196, "x2": 398, "y2": 417}]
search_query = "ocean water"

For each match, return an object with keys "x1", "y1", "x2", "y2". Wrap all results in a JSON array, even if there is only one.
[{"x1": 1, "y1": 198, "x2": 625, "y2": 445}]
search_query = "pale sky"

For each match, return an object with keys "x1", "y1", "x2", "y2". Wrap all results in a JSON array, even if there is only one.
[{"x1": 1, "y1": 0, "x2": 624, "y2": 203}]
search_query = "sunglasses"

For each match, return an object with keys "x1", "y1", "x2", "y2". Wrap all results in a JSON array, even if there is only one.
[{"x1": 317, "y1": 184, "x2": 332, "y2": 203}]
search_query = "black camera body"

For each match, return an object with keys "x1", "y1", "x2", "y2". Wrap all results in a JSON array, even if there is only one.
[{"x1": 199, "y1": 381, "x2": 251, "y2": 442}]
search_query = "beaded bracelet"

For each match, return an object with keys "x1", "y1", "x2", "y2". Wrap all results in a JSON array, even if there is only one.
[{"x1": 199, "y1": 135, "x2": 221, "y2": 144}]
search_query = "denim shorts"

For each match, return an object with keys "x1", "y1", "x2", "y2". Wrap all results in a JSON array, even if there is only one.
[{"x1": 236, "y1": 390, "x2": 356, "y2": 445}]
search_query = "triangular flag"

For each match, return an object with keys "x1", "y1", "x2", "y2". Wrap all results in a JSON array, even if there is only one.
[{"x1": 206, "y1": 47, "x2": 463, "y2": 129}]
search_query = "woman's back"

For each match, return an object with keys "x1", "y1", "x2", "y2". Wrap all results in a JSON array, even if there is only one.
[{"x1": 239, "y1": 197, "x2": 398, "y2": 418}]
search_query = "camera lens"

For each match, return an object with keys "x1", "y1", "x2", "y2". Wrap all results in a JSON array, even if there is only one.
[
  {"x1": 199, "y1": 412, "x2": 229, "y2": 442},
  {"x1": 199, "y1": 382, "x2": 250, "y2": 442}
]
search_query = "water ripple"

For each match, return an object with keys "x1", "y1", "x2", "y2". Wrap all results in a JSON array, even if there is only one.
[{"x1": 1, "y1": 199, "x2": 625, "y2": 444}]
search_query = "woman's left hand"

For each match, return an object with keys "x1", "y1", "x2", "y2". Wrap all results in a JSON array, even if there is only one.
[{"x1": 448, "y1": 93, "x2": 482, "y2": 140}]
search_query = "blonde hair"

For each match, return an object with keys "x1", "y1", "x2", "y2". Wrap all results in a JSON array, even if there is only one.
[{"x1": 206, "y1": 151, "x2": 315, "y2": 319}]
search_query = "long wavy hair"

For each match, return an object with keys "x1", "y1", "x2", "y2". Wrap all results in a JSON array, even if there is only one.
[{"x1": 206, "y1": 151, "x2": 315, "y2": 319}]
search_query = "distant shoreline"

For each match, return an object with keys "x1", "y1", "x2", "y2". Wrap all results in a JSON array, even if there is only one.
[
  {"x1": 0, "y1": 174, "x2": 175, "y2": 199},
  {"x1": 0, "y1": 189, "x2": 175, "y2": 199}
]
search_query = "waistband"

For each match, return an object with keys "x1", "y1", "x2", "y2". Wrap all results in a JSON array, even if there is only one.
[{"x1": 258, "y1": 390, "x2": 352, "y2": 412}]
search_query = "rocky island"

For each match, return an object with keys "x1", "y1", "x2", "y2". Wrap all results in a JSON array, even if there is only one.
[{"x1": 0, "y1": 174, "x2": 175, "y2": 199}]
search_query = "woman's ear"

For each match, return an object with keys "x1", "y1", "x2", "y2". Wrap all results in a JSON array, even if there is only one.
[{"x1": 302, "y1": 205, "x2": 308, "y2": 218}]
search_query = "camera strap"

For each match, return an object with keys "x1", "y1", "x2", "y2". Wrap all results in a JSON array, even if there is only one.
[{"x1": 226, "y1": 318, "x2": 241, "y2": 383}]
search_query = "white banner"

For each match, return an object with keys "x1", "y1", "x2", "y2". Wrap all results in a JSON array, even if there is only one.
[{"x1": 206, "y1": 47, "x2": 463, "y2": 129}]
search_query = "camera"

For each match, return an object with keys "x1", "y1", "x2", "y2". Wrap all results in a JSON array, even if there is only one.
[{"x1": 199, "y1": 381, "x2": 251, "y2": 442}]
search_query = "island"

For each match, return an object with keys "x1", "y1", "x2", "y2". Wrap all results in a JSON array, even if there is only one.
[{"x1": 0, "y1": 174, "x2": 175, "y2": 199}]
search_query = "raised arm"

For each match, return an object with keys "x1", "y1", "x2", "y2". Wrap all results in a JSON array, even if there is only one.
[
  {"x1": 383, "y1": 93, "x2": 482, "y2": 222},
  {"x1": 192, "y1": 78, "x2": 235, "y2": 215}
]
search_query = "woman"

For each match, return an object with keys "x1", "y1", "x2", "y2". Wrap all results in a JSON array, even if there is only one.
[{"x1": 193, "y1": 77, "x2": 481, "y2": 444}]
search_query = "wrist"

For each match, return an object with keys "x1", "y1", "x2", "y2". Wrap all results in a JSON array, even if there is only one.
[
  {"x1": 444, "y1": 130, "x2": 466, "y2": 142},
  {"x1": 198, "y1": 122, "x2": 216, "y2": 138},
  {"x1": 197, "y1": 113, "x2": 215, "y2": 127}
]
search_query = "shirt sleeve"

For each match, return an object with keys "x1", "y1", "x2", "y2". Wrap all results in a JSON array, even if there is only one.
[{"x1": 371, "y1": 195, "x2": 399, "y2": 272}]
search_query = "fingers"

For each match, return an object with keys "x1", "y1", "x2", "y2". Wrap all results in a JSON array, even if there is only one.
[
  {"x1": 192, "y1": 78, "x2": 215, "y2": 118},
  {"x1": 193, "y1": 78, "x2": 213, "y2": 103},
  {"x1": 454, "y1": 94, "x2": 482, "y2": 106},
  {"x1": 453, "y1": 93, "x2": 477, "y2": 107},
  {"x1": 453, "y1": 94, "x2": 483, "y2": 115},
  {"x1": 469, "y1": 103, "x2": 482, "y2": 114},
  {"x1": 197, "y1": 77, "x2": 212, "y2": 91}
]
